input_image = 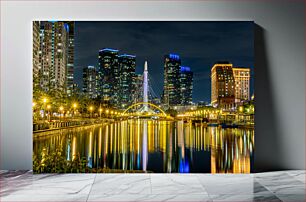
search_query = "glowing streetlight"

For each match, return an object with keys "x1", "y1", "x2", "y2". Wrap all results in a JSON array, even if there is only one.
[
  {"x1": 89, "y1": 106, "x2": 94, "y2": 118},
  {"x1": 239, "y1": 106, "x2": 243, "y2": 113},
  {"x1": 46, "y1": 105, "x2": 51, "y2": 121},
  {"x1": 41, "y1": 98, "x2": 48, "y2": 121},
  {"x1": 59, "y1": 106, "x2": 64, "y2": 122},
  {"x1": 72, "y1": 103, "x2": 78, "y2": 118},
  {"x1": 99, "y1": 108, "x2": 102, "y2": 119}
]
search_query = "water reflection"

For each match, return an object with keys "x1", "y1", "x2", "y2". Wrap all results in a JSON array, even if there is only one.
[{"x1": 33, "y1": 120, "x2": 254, "y2": 173}]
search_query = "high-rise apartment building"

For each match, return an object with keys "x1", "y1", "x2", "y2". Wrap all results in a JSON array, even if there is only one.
[
  {"x1": 98, "y1": 48, "x2": 120, "y2": 107},
  {"x1": 33, "y1": 21, "x2": 41, "y2": 87},
  {"x1": 232, "y1": 67, "x2": 251, "y2": 103},
  {"x1": 118, "y1": 54, "x2": 136, "y2": 109},
  {"x1": 211, "y1": 62, "x2": 235, "y2": 110},
  {"x1": 163, "y1": 54, "x2": 181, "y2": 107},
  {"x1": 39, "y1": 21, "x2": 69, "y2": 92},
  {"x1": 83, "y1": 66, "x2": 98, "y2": 99},
  {"x1": 66, "y1": 21, "x2": 75, "y2": 96},
  {"x1": 133, "y1": 74, "x2": 143, "y2": 104},
  {"x1": 179, "y1": 66, "x2": 193, "y2": 105}
]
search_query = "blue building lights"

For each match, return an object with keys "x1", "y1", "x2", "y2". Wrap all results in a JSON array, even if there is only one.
[
  {"x1": 169, "y1": 53, "x2": 180, "y2": 60},
  {"x1": 180, "y1": 66, "x2": 191, "y2": 72},
  {"x1": 119, "y1": 54, "x2": 136, "y2": 58},
  {"x1": 179, "y1": 158, "x2": 190, "y2": 173},
  {"x1": 99, "y1": 48, "x2": 119, "y2": 52},
  {"x1": 64, "y1": 23, "x2": 69, "y2": 33}
]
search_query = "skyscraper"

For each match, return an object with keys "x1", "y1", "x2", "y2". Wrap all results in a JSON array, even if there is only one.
[
  {"x1": 232, "y1": 67, "x2": 251, "y2": 103},
  {"x1": 118, "y1": 54, "x2": 136, "y2": 109},
  {"x1": 179, "y1": 66, "x2": 193, "y2": 105},
  {"x1": 133, "y1": 74, "x2": 143, "y2": 104},
  {"x1": 66, "y1": 21, "x2": 75, "y2": 97},
  {"x1": 98, "y1": 48, "x2": 120, "y2": 107},
  {"x1": 33, "y1": 21, "x2": 41, "y2": 88},
  {"x1": 83, "y1": 66, "x2": 98, "y2": 98},
  {"x1": 163, "y1": 54, "x2": 181, "y2": 107},
  {"x1": 39, "y1": 21, "x2": 69, "y2": 93},
  {"x1": 211, "y1": 62, "x2": 235, "y2": 110}
]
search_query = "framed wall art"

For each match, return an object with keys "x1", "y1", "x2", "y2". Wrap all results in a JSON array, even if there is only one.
[{"x1": 32, "y1": 21, "x2": 254, "y2": 173}]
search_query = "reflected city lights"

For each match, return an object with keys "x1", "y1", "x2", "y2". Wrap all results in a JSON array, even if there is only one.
[{"x1": 33, "y1": 120, "x2": 254, "y2": 173}]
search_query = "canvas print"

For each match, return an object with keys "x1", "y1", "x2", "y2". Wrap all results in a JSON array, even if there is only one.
[{"x1": 33, "y1": 21, "x2": 254, "y2": 173}]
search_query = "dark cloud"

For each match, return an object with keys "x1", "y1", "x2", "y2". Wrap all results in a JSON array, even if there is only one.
[{"x1": 75, "y1": 21, "x2": 254, "y2": 102}]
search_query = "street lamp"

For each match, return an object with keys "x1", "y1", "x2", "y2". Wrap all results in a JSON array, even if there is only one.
[
  {"x1": 59, "y1": 106, "x2": 64, "y2": 122},
  {"x1": 72, "y1": 103, "x2": 77, "y2": 118},
  {"x1": 89, "y1": 106, "x2": 93, "y2": 118},
  {"x1": 42, "y1": 98, "x2": 48, "y2": 121},
  {"x1": 99, "y1": 108, "x2": 102, "y2": 119},
  {"x1": 47, "y1": 105, "x2": 51, "y2": 121},
  {"x1": 238, "y1": 106, "x2": 243, "y2": 123}
]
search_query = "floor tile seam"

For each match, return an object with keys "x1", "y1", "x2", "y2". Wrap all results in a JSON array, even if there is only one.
[
  {"x1": 200, "y1": 179, "x2": 280, "y2": 198},
  {"x1": 192, "y1": 175, "x2": 215, "y2": 201},
  {"x1": 254, "y1": 179, "x2": 294, "y2": 196},
  {"x1": 254, "y1": 173, "x2": 304, "y2": 181},
  {"x1": 253, "y1": 173, "x2": 293, "y2": 181},
  {"x1": 86, "y1": 174, "x2": 97, "y2": 202},
  {"x1": 255, "y1": 179, "x2": 306, "y2": 189},
  {"x1": 209, "y1": 193, "x2": 283, "y2": 202}
]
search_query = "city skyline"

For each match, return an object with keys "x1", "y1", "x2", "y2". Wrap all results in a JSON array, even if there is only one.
[{"x1": 74, "y1": 21, "x2": 254, "y2": 103}]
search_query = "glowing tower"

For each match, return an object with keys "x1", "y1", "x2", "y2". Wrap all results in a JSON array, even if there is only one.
[{"x1": 143, "y1": 61, "x2": 149, "y2": 111}]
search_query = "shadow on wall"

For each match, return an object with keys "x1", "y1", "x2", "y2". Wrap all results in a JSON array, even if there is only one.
[{"x1": 254, "y1": 24, "x2": 284, "y2": 172}]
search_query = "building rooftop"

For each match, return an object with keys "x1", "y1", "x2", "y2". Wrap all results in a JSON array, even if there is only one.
[
  {"x1": 180, "y1": 66, "x2": 191, "y2": 72},
  {"x1": 233, "y1": 67, "x2": 251, "y2": 71},
  {"x1": 167, "y1": 53, "x2": 180, "y2": 60},
  {"x1": 119, "y1": 54, "x2": 136, "y2": 58},
  {"x1": 99, "y1": 48, "x2": 119, "y2": 52}
]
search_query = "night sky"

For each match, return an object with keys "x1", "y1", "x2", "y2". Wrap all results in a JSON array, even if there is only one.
[{"x1": 74, "y1": 21, "x2": 254, "y2": 103}]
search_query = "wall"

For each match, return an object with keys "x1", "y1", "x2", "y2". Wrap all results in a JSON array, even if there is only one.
[{"x1": 1, "y1": 0, "x2": 305, "y2": 171}]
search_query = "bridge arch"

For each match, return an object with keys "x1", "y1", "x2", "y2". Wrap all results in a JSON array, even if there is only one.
[{"x1": 122, "y1": 102, "x2": 167, "y2": 117}]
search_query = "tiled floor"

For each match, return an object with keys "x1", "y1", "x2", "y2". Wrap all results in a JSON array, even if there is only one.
[{"x1": 0, "y1": 170, "x2": 305, "y2": 202}]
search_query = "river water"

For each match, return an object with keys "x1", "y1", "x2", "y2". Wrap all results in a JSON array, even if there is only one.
[{"x1": 33, "y1": 119, "x2": 254, "y2": 173}]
